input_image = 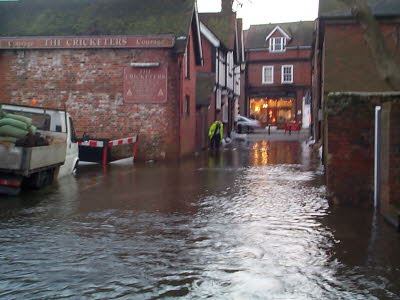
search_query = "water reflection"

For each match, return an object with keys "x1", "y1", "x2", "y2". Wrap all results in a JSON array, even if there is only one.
[
  {"x1": 250, "y1": 141, "x2": 303, "y2": 166},
  {"x1": 0, "y1": 141, "x2": 399, "y2": 299}
]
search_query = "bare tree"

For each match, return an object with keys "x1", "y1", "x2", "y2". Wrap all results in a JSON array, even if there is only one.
[{"x1": 338, "y1": 0, "x2": 400, "y2": 90}]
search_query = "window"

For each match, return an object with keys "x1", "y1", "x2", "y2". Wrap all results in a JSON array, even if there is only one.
[
  {"x1": 269, "y1": 37, "x2": 286, "y2": 52},
  {"x1": 185, "y1": 95, "x2": 190, "y2": 116},
  {"x1": 185, "y1": 37, "x2": 190, "y2": 79},
  {"x1": 262, "y1": 66, "x2": 274, "y2": 84},
  {"x1": 216, "y1": 89, "x2": 222, "y2": 110},
  {"x1": 222, "y1": 99, "x2": 228, "y2": 123},
  {"x1": 281, "y1": 65, "x2": 293, "y2": 83}
]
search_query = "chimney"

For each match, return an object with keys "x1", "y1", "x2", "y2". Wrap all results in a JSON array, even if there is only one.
[{"x1": 221, "y1": 0, "x2": 233, "y2": 13}]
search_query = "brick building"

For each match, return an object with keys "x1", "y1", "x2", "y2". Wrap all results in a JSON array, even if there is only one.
[
  {"x1": 0, "y1": 0, "x2": 203, "y2": 160},
  {"x1": 244, "y1": 21, "x2": 314, "y2": 128},
  {"x1": 197, "y1": 1, "x2": 244, "y2": 141},
  {"x1": 314, "y1": 0, "x2": 400, "y2": 220},
  {"x1": 313, "y1": 0, "x2": 400, "y2": 143}
]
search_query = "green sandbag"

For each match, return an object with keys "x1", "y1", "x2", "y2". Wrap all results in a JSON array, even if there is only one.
[
  {"x1": 0, "y1": 136, "x2": 17, "y2": 143},
  {"x1": 29, "y1": 125, "x2": 37, "y2": 134},
  {"x1": 6, "y1": 113, "x2": 32, "y2": 126},
  {"x1": 0, "y1": 118, "x2": 28, "y2": 130},
  {"x1": 0, "y1": 109, "x2": 7, "y2": 119},
  {"x1": 0, "y1": 125, "x2": 29, "y2": 139}
]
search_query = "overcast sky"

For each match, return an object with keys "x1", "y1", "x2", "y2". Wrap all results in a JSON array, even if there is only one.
[{"x1": 197, "y1": 0, "x2": 319, "y2": 29}]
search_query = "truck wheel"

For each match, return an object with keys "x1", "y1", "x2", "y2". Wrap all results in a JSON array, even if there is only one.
[{"x1": 26, "y1": 168, "x2": 56, "y2": 189}]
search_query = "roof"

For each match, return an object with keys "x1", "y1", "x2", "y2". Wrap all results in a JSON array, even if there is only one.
[
  {"x1": 199, "y1": 12, "x2": 236, "y2": 49},
  {"x1": 196, "y1": 73, "x2": 215, "y2": 106},
  {"x1": 0, "y1": 0, "x2": 195, "y2": 37},
  {"x1": 245, "y1": 21, "x2": 315, "y2": 49},
  {"x1": 319, "y1": 0, "x2": 400, "y2": 18}
]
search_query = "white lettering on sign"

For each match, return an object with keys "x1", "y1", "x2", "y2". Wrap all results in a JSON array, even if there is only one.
[
  {"x1": 0, "y1": 36, "x2": 174, "y2": 49},
  {"x1": 123, "y1": 65, "x2": 168, "y2": 104}
]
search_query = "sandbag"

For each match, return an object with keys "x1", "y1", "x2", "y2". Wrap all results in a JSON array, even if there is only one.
[
  {"x1": 0, "y1": 125, "x2": 29, "y2": 139},
  {"x1": 0, "y1": 118, "x2": 28, "y2": 130},
  {"x1": 0, "y1": 109, "x2": 7, "y2": 119},
  {"x1": 0, "y1": 136, "x2": 17, "y2": 143},
  {"x1": 29, "y1": 125, "x2": 37, "y2": 134},
  {"x1": 6, "y1": 113, "x2": 32, "y2": 126}
]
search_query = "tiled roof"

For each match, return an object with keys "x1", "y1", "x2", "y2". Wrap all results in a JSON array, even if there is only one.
[
  {"x1": 245, "y1": 21, "x2": 315, "y2": 50},
  {"x1": 0, "y1": 0, "x2": 195, "y2": 37},
  {"x1": 319, "y1": 0, "x2": 400, "y2": 18},
  {"x1": 196, "y1": 73, "x2": 215, "y2": 106},
  {"x1": 199, "y1": 12, "x2": 236, "y2": 49}
]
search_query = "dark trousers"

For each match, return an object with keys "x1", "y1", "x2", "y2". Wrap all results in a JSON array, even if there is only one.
[{"x1": 210, "y1": 134, "x2": 221, "y2": 149}]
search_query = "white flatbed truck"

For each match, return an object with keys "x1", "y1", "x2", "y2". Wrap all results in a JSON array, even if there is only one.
[{"x1": 0, "y1": 104, "x2": 79, "y2": 195}]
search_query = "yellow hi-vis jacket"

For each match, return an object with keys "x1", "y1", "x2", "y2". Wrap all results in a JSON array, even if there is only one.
[{"x1": 208, "y1": 121, "x2": 223, "y2": 140}]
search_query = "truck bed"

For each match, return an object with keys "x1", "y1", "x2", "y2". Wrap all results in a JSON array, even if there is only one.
[{"x1": 0, "y1": 142, "x2": 67, "y2": 175}]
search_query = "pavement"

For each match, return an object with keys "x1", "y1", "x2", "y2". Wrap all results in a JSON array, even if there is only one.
[{"x1": 231, "y1": 127, "x2": 311, "y2": 142}]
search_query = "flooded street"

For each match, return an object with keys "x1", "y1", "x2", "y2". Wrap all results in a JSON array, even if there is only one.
[{"x1": 0, "y1": 140, "x2": 399, "y2": 299}]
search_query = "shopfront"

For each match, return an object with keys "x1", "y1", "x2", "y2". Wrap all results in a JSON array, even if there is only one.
[{"x1": 249, "y1": 97, "x2": 295, "y2": 126}]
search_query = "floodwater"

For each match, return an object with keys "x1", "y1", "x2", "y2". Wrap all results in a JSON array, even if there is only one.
[{"x1": 0, "y1": 140, "x2": 399, "y2": 299}]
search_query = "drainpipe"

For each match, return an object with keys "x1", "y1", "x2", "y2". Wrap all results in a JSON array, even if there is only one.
[
  {"x1": 177, "y1": 55, "x2": 182, "y2": 157},
  {"x1": 215, "y1": 48, "x2": 219, "y2": 121},
  {"x1": 374, "y1": 106, "x2": 381, "y2": 210}
]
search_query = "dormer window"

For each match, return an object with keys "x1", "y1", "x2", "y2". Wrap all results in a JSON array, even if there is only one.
[
  {"x1": 270, "y1": 37, "x2": 286, "y2": 52},
  {"x1": 265, "y1": 26, "x2": 290, "y2": 53}
]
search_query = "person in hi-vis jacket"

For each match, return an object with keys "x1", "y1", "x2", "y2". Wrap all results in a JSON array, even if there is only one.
[{"x1": 208, "y1": 121, "x2": 223, "y2": 150}]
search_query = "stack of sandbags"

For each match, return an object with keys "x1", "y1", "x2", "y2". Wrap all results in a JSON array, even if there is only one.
[{"x1": 0, "y1": 108, "x2": 37, "y2": 145}]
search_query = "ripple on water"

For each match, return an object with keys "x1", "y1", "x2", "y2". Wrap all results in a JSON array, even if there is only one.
[{"x1": 0, "y1": 146, "x2": 399, "y2": 299}]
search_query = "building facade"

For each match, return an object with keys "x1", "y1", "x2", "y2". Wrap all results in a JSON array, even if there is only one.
[
  {"x1": 244, "y1": 21, "x2": 314, "y2": 129},
  {"x1": 197, "y1": 0, "x2": 244, "y2": 141},
  {"x1": 0, "y1": 0, "x2": 203, "y2": 161},
  {"x1": 313, "y1": 0, "x2": 400, "y2": 143},
  {"x1": 314, "y1": 0, "x2": 400, "y2": 219}
]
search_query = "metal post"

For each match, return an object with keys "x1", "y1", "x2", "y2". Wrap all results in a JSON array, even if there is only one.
[
  {"x1": 102, "y1": 145, "x2": 108, "y2": 167},
  {"x1": 374, "y1": 106, "x2": 381, "y2": 209}
]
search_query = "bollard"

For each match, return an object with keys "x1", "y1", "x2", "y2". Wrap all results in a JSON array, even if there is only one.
[{"x1": 102, "y1": 146, "x2": 108, "y2": 166}]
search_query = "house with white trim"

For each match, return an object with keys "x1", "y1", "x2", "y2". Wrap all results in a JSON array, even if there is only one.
[
  {"x1": 195, "y1": 0, "x2": 244, "y2": 149},
  {"x1": 244, "y1": 21, "x2": 314, "y2": 129}
]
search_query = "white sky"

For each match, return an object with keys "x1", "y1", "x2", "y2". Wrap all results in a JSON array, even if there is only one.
[{"x1": 197, "y1": 0, "x2": 319, "y2": 29}]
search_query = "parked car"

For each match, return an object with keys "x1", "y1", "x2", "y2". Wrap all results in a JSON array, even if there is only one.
[{"x1": 236, "y1": 116, "x2": 261, "y2": 133}]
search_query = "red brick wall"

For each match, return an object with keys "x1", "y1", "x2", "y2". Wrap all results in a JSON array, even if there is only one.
[
  {"x1": 197, "y1": 37, "x2": 214, "y2": 73},
  {"x1": 0, "y1": 48, "x2": 180, "y2": 161},
  {"x1": 246, "y1": 59, "x2": 311, "y2": 87},
  {"x1": 179, "y1": 28, "x2": 198, "y2": 157},
  {"x1": 325, "y1": 93, "x2": 383, "y2": 206},
  {"x1": 381, "y1": 100, "x2": 400, "y2": 227},
  {"x1": 324, "y1": 23, "x2": 400, "y2": 92},
  {"x1": 247, "y1": 48, "x2": 312, "y2": 61}
]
